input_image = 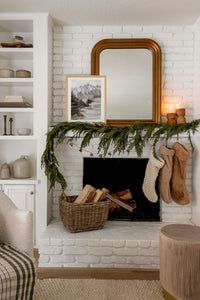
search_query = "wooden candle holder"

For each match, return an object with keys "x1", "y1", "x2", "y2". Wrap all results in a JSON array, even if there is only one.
[
  {"x1": 167, "y1": 113, "x2": 177, "y2": 126},
  {"x1": 176, "y1": 108, "x2": 186, "y2": 124}
]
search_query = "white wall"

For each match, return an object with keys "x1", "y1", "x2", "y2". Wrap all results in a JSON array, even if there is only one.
[{"x1": 51, "y1": 24, "x2": 196, "y2": 222}]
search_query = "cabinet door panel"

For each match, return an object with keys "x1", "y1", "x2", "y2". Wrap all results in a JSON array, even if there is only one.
[{"x1": 3, "y1": 185, "x2": 35, "y2": 212}]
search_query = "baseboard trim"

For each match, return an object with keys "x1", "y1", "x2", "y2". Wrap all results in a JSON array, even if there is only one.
[{"x1": 37, "y1": 267, "x2": 159, "y2": 280}]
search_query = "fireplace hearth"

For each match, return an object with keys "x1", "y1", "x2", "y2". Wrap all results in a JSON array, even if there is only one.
[{"x1": 83, "y1": 157, "x2": 160, "y2": 221}]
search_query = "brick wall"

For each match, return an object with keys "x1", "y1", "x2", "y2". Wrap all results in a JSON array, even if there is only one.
[{"x1": 52, "y1": 25, "x2": 194, "y2": 221}]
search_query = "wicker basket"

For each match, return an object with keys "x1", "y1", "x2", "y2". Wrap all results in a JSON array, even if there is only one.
[{"x1": 59, "y1": 193, "x2": 110, "y2": 233}]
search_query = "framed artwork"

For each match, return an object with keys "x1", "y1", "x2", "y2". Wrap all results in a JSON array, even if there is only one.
[{"x1": 66, "y1": 75, "x2": 106, "y2": 122}]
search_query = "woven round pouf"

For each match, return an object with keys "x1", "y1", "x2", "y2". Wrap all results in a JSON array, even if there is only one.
[{"x1": 160, "y1": 224, "x2": 200, "y2": 300}]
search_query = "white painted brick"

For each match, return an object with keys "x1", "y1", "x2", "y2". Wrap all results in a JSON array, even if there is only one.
[
  {"x1": 174, "y1": 33, "x2": 193, "y2": 40},
  {"x1": 163, "y1": 26, "x2": 183, "y2": 32},
  {"x1": 54, "y1": 26, "x2": 63, "y2": 33},
  {"x1": 76, "y1": 255, "x2": 100, "y2": 264},
  {"x1": 101, "y1": 256, "x2": 127, "y2": 265},
  {"x1": 73, "y1": 33, "x2": 93, "y2": 39},
  {"x1": 50, "y1": 238, "x2": 63, "y2": 246},
  {"x1": 92, "y1": 33, "x2": 113, "y2": 40},
  {"x1": 103, "y1": 26, "x2": 122, "y2": 33},
  {"x1": 51, "y1": 255, "x2": 75, "y2": 263},
  {"x1": 113, "y1": 33, "x2": 132, "y2": 38},
  {"x1": 132, "y1": 33, "x2": 153, "y2": 38},
  {"x1": 64, "y1": 263, "x2": 89, "y2": 267},
  {"x1": 40, "y1": 246, "x2": 62, "y2": 255},
  {"x1": 89, "y1": 247, "x2": 112, "y2": 256},
  {"x1": 143, "y1": 26, "x2": 163, "y2": 33},
  {"x1": 100, "y1": 239, "x2": 113, "y2": 247},
  {"x1": 63, "y1": 239, "x2": 75, "y2": 246},
  {"x1": 151, "y1": 257, "x2": 160, "y2": 265},
  {"x1": 83, "y1": 26, "x2": 103, "y2": 33},
  {"x1": 63, "y1": 26, "x2": 82, "y2": 33},
  {"x1": 154, "y1": 33, "x2": 173, "y2": 39},
  {"x1": 75, "y1": 240, "x2": 88, "y2": 246},
  {"x1": 138, "y1": 241, "x2": 151, "y2": 248},
  {"x1": 127, "y1": 256, "x2": 152, "y2": 265},
  {"x1": 151, "y1": 241, "x2": 159, "y2": 248},
  {"x1": 39, "y1": 255, "x2": 50, "y2": 263},
  {"x1": 88, "y1": 239, "x2": 100, "y2": 247},
  {"x1": 113, "y1": 240, "x2": 125, "y2": 248},
  {"x1": 125, "y1": 241, "x2": 138, "y2": 248},
  {"x1": 113, "y1": 248, "x2": 137, "y2": 256},
  {"x1": 39, "y1": 238, "x2": 50, "y2": 246},
  {"x1": 54, "y1": 33, "x2": 73, "y2": 40},
  {"x1": 63, "y1": 246, "x2": 88, "y2": 255},
  {"x1": 138, "y1": 247, "x2": 159, "y2": 256},
  {"x1": 122, "y1": 25, "x2": 143, "y2": 32}
]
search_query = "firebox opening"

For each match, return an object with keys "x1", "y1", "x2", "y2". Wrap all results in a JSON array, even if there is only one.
[{"x1": 83, "y1": 157, "x2": 160, "y2": 221}]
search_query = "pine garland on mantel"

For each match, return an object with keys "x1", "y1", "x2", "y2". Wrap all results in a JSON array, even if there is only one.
[{"x1": 41, "y1": 120, "x2": 200, "y2": 191}]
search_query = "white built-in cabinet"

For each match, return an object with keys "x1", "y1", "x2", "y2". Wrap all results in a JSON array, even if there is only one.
[{"x1": 0, "y1": 13, "x2": 53, "y2": 244}]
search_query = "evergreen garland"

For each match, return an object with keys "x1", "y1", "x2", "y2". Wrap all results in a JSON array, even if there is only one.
[{"x1": 41, "y1": 120, "x2": 200, "y2": 191}]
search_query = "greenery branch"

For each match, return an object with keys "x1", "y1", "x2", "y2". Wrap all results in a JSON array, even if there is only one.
[{"x1": 41, "y1": 120, "x2": 200, "y2": 191}]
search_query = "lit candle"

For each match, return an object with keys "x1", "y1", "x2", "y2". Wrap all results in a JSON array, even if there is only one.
[{"x1": 168, "y1": 104, "x2": 175, "y2": 113}]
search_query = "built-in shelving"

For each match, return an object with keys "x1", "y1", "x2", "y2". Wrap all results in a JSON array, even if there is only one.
[
  {"x1": 0, "y1": 135, "x2": 36, "y2": 140},
  {"x1": 0, "y1": 108, "x2": 34, "y2": 112},
  {"x1": 0, "y1": 78, "x2": 34, "y2": 84},
  {"x1": 0, "y1": 178, "x2": 38, "y2": 185},
  {"x1": 0, "y1": 48, "x2": 33, "y2": 59}
]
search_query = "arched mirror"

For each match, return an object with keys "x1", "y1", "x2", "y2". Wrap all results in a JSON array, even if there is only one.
[{"x1": 91, "y1": 39, "x2": 161, "y2": 125}]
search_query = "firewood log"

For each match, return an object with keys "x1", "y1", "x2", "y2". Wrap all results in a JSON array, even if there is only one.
[
  {"x1": 114, "y1": 189, "x2": 132, "y2": 200},
  {"x1": 92, "y1": 189, "x2": 104, "y2": 203},
  {"x1": 74, "y1": 184, "x2": 96, "y2": 204},
  {"x1": 106, "y1": 194, "x2": 134, "y2": 212}
]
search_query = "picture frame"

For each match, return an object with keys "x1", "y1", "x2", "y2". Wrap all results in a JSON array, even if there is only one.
[{"x1": 66, "y1": 75, "x2": 106, "y2": 122}]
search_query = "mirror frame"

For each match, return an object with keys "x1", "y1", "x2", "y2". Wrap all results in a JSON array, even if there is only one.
[{"x1": 91, "y1": 38, "x2": 161, "y2": 125}]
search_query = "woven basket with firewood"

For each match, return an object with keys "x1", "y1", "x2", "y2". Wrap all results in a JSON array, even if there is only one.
[{"x1": 59, "y1": 185, "x2": 136, "y2": 233}]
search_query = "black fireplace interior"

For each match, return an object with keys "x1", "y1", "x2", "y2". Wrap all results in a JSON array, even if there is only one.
[{"x1": 83, "y1": 157, "x2": 160, "y2": 221}]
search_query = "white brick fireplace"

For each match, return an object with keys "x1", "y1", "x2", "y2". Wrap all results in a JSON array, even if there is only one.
[
  {"x1": 38, "y1": 23, "x2": 200, "y2": 268},
  {"x1": 38, "y1": 136, "x2": 193, "y2": 268}
]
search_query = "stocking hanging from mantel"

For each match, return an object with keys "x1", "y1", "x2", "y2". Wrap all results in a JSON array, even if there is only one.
[
  {"x1": 170, "y1": 142, "x2": 190, "y2": 205},
  {"x1": 159, "y1": 145, "x2": 175, "y2": 204},
  {"x1": 142, "y1": 151, "x2": 164, "y2": 203}
]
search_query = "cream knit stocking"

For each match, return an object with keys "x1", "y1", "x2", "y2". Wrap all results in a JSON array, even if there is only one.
[
  {"x1": 159, "y1": 145, "x2": 175, "y2": 203},
  {"x1": 142, "y1": 151, "x2": 165, "y2": 203}
]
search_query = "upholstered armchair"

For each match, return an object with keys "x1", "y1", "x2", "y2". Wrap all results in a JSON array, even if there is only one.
[{"x1": 0, "y1": 191, "x2": 36, "y2": 299}]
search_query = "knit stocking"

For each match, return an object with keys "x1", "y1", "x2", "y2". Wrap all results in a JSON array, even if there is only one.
[
  {"x1": 142, "y1": 151, "x2": 164, "y2": 203},
  {"x1": 170, "y1": 142, "x2": 190, "y2": 205},
  {"x1": 159, "y1": 145, "x2": 175, "y2": 204}
]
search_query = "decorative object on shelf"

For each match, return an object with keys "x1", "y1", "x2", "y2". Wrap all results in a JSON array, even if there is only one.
[
  {"x1": 9, "y1": 117, "x2": 13, "y2": 135},
  {"x1": 13, "y1": 155, "x2": 31, "y2": 179},
  {"x1": 0, "y1": 163, "x2": 10, "y2": 179},
  {"x1": 1, "y1": 36, "x2": 33, "y2": 48},
  {"x1": 41, "y1": 119, "x2": 200, "y2": 191},
  {"x1": 0, "y1": 68, "x2": 14, "y2": 78},
  {"x1": 66, "y1": 75, "x2": 106, "y2": 123},
  {"x1": 167, "y1": 113, "x2": 177, "y2": 126},
  {"x1": 0, "y1": 95, "x2": 32, "y2": 108},
  {"x1": 17, "y1": 128, "x2": 31, "y2": 136},
  {"x1": 3, "y1": 115, "x2": 7, "y2": 135},
  {"x1": 176, "y1": 108, "x2": 186, "y2": 124},
  {"x1": 16, "y1": 70, "x2": 31, "y2": 78}
]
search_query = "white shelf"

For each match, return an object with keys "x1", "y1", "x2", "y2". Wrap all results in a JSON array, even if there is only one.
[
  {"x1": 0, "y1": 178, "x2": 38, "y2": 185},
  {"x1": 0, "y1": 108, "x2": 34, "y2": 112},
  {"x1": 0, "y1": 78, "x2": 34, "y2": 85},
  {"x1": 0, "y1": 136, "x2": 36, "y2": 140},
  {"x1": 0, "y1": 48, "x2": 33, "y2": 59}
]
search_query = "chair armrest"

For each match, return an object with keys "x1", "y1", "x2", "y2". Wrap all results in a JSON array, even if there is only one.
[{"x1": 0, "y1": 191, "x2": 34, "y2": 256}]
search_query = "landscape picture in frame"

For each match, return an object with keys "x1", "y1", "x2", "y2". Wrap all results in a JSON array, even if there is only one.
[{"x1": 66, "y1": 75, "x2": 106, "y2": 122}]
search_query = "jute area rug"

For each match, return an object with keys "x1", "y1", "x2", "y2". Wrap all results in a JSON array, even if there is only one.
[{"x1": 33, "y1": 279, "x2": 164, "y2": 300}]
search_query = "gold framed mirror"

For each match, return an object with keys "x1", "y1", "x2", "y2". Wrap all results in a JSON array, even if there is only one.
[{"x1": 91, "y1": 38, "x2": 161, "y2": 125}]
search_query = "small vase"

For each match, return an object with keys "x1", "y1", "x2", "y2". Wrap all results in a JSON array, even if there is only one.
[
  {"x1": 13, "y1": 155, "x2": 31, "y2": 178},
  {"x1": 0, "y1": 163, "x2": 10, "y2": 179}
]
